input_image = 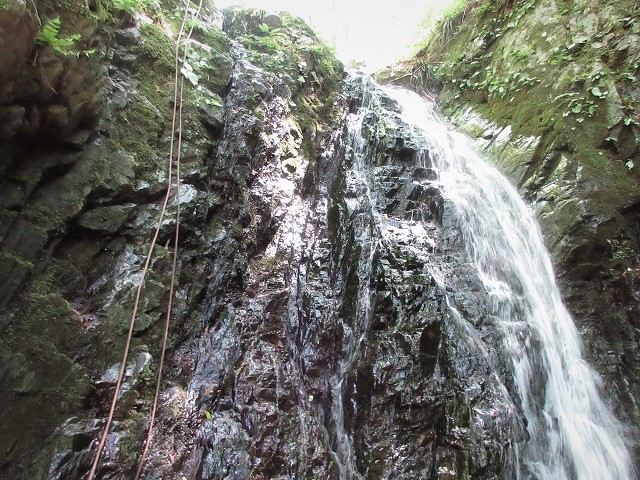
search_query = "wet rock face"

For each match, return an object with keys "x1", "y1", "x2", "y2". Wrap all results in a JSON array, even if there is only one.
[
  {"x1": 0, "y1": 2, "x2": 345, "y2": 478},
  {"x1": 386, "y1": 0, "x2": 640, "y2": 456},
  {"x1": 329, "y1": 85, "x2": 519, "y2": 480},
  {"x1": 0, "y1": 0, "x2": 528, "y2": 473},
  {"x1": 0, "y1": 1, "x2": 243, "y2": 477},
  {"x1": 4, "y1": 2, "x2": 633, "y2": 480},
  {"x1": 0, "y1": 7, "x2": 103, "y2": 143},
  {"x1": 131, "y1": 77, "x2": 519, "y2": 480}
]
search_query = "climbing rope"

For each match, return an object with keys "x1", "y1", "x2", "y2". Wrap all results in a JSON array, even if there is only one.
[
  {"x1": 87, "y1": 0, "x2": 202, "y2": 477},
  {"x1": 134, "y1": 0, "x2": 203, "y2": 476}
]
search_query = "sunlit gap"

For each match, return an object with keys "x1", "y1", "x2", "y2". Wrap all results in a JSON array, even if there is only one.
[{"x1": 214, "y1": 0, "x2": 457, "y2": 71}]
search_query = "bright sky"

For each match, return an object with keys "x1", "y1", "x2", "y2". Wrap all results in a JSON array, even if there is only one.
[{"x1": 215, "y1": 0, "x2": 456, "y2": 70}]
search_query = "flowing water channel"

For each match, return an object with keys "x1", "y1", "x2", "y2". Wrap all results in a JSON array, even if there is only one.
[
  {"x1": 332, "y1": 77, "x2": 634, "y2": 479},
  {"x1": 329, "y1": 82, "x2": 383, "y2": 479}
]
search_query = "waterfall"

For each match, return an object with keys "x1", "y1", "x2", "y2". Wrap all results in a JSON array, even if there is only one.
[
  {"x1": 377, "y1": 85, "x2": 634, "y2": 480},
  {"x1": 329, "y1": 82, "x2": 382, "y2": 480}
]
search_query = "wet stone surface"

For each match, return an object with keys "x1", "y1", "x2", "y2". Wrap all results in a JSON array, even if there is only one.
[{"x1": 2, "y1": 3, "x2": 625, "y2": 480}]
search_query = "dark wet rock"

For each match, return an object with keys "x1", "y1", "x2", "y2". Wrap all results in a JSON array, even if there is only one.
[
  {"x1": 0, "y1": 3, "x2": 345, "y2": 478},
  {"x1": 197, "y1": 413, "x2": 252, "y2": 479},
  {"x1": 1, "y1": 2, "x2": 636, "y2": 480},
  {"x1": 0, "y1": 105, "x2": 27, "y2": 139},
  {"x1": 76, "y1": 204, "x2": 136, "y2": 234},
  {"x1": 47, "y1": 418, "x2": 102, "y2": 480},
  {"x1": 384, "y1": 0, "x2": 640, "y2": 463}
]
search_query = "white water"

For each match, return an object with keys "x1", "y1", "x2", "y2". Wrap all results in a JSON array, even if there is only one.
[
  {"x1": 330, "y1": 86, "x2": 382, "y2": 480},
  {"x1": 382, "y1": 86, "x2": 634, "y2": 480}
]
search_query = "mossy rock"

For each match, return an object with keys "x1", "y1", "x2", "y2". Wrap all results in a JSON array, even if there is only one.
[{"x1": 135, "y1": 23, "x2": 175, "y2": 71}]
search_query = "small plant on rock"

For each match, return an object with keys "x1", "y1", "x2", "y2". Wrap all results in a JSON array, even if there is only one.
[
  {"x1": 111, "y1": 0, "x2": 151, "y2": 14},
  {"x1": 37, "y1": 17, "x2": 81, "y2": 56}
]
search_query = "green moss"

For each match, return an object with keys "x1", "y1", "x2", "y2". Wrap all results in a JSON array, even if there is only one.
[
  {"x1": 22, "y1": 269, "x2": 74, "y2": 322},
  {"x1": 22, "y1": 204, "x2": 67, "y2": 233},
  {"x1": 382, "y1": 0, "x2": 640, "y2": 253},
  {"x1": 0, "y1": 284, "x2": 91, "y2": 477},
  {"x1": 195, "y1": 23, "x2": 231, "y2": 53},
  {"x1": 231, "y1": 8, "x2": 343, "y2": 94},
  {"x1": 459, "y1": 123, "x2": 487, "y2": 139},
  {"x1": 182, "y1": 37, "x2": 233, "y2": 95},
  {"x1": 136, "y1": 22, "x2": 175, "y2": 71},
  {"x1": 281, "y1": 12, "x2": 317, "y2": 37},
  {"x1": 116, "y1": 93, "x2": 163, "y2": 172},
  {"x1": 37, "y1": 0, "x2": 90, "y2": 16},
  {"x1": 115, "y1": 14, "x2": 234, "y2": 174},
  {"x1": 409, "y1": 0, "x2": 638, "y2": 181},
  {"x1": 0, "y1": 208, "x2": 18, "y2": 221},
  {"x1": 0, "y1": 250, "x2": 35, "y2": 268},
  {"x1": 226, "y1": 8, "x2": 343, "y2": 169}
]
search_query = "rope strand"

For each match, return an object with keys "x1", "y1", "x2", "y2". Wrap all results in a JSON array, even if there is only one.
[
  {"x1": 86, "y1": 1, "x2": 192, "y2": 478},
  {"x1": 133, "y1": 1, "x2": 203, "y2": 476}
]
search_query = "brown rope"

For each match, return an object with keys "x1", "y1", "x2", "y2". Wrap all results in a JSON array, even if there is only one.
[
  {"x1": 86, "y1": 1, "x2": 192, "y2": 478},
  {"x1": 133, "y1": 0, "x2": 203, "y2": 476}
]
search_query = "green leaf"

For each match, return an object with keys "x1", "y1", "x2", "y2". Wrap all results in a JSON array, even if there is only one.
[
  {"x1": 180, "y1": 62, "x2": 199, "y2": 86},
  {"x1": 554, "y1": 92, "x2": 579, "y2": 101},
  {"x1": 590, "y1": 86, "x2": 607, "y2": 98},
  {"x1": 626, "y1": 160, "x2": 634, "y2": 170},
  {"x1": 204, "y1": 410, "x2": 212, "y2": 420},
  {"x1": 571, "y1": 104, "x2": 582, "y2": 114},
  {"x1": 40, "y1": 17, "x2": 62, "y2": 42}
]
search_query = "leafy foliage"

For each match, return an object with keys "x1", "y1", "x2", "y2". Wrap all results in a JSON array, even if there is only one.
[
  {"x1": 37, "y1": 17, "x2": 81, "y2": 56},
  {"x1": 180, "y1": 60, "x2": 199, "y2": 86},
  {"x1": 407, "y1": 0, "x2": 640, "y2": 145},
  {"x1": 111, "y1": 0, "x2": 151, "y2": 13}
]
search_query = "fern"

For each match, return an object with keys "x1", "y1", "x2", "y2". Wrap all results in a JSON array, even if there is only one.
[{"x1": 37, "y1": 17, "x2": 81, "y2": 56}]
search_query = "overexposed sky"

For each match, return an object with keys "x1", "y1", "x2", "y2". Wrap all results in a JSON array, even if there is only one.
[{"x1": 215, "y1": 0, "x2": 456, "y2": 70}]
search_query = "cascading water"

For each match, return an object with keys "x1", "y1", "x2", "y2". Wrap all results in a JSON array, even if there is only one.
[
  {"x1": 239, "y1": 71, "x2": 635, "y2": 478},
  {"x1": 377, "y1": 85, "x2": 635, "y2": 480},
  {"x1": 329, "y1": 83, "x2": 383, "y2": 480}
]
